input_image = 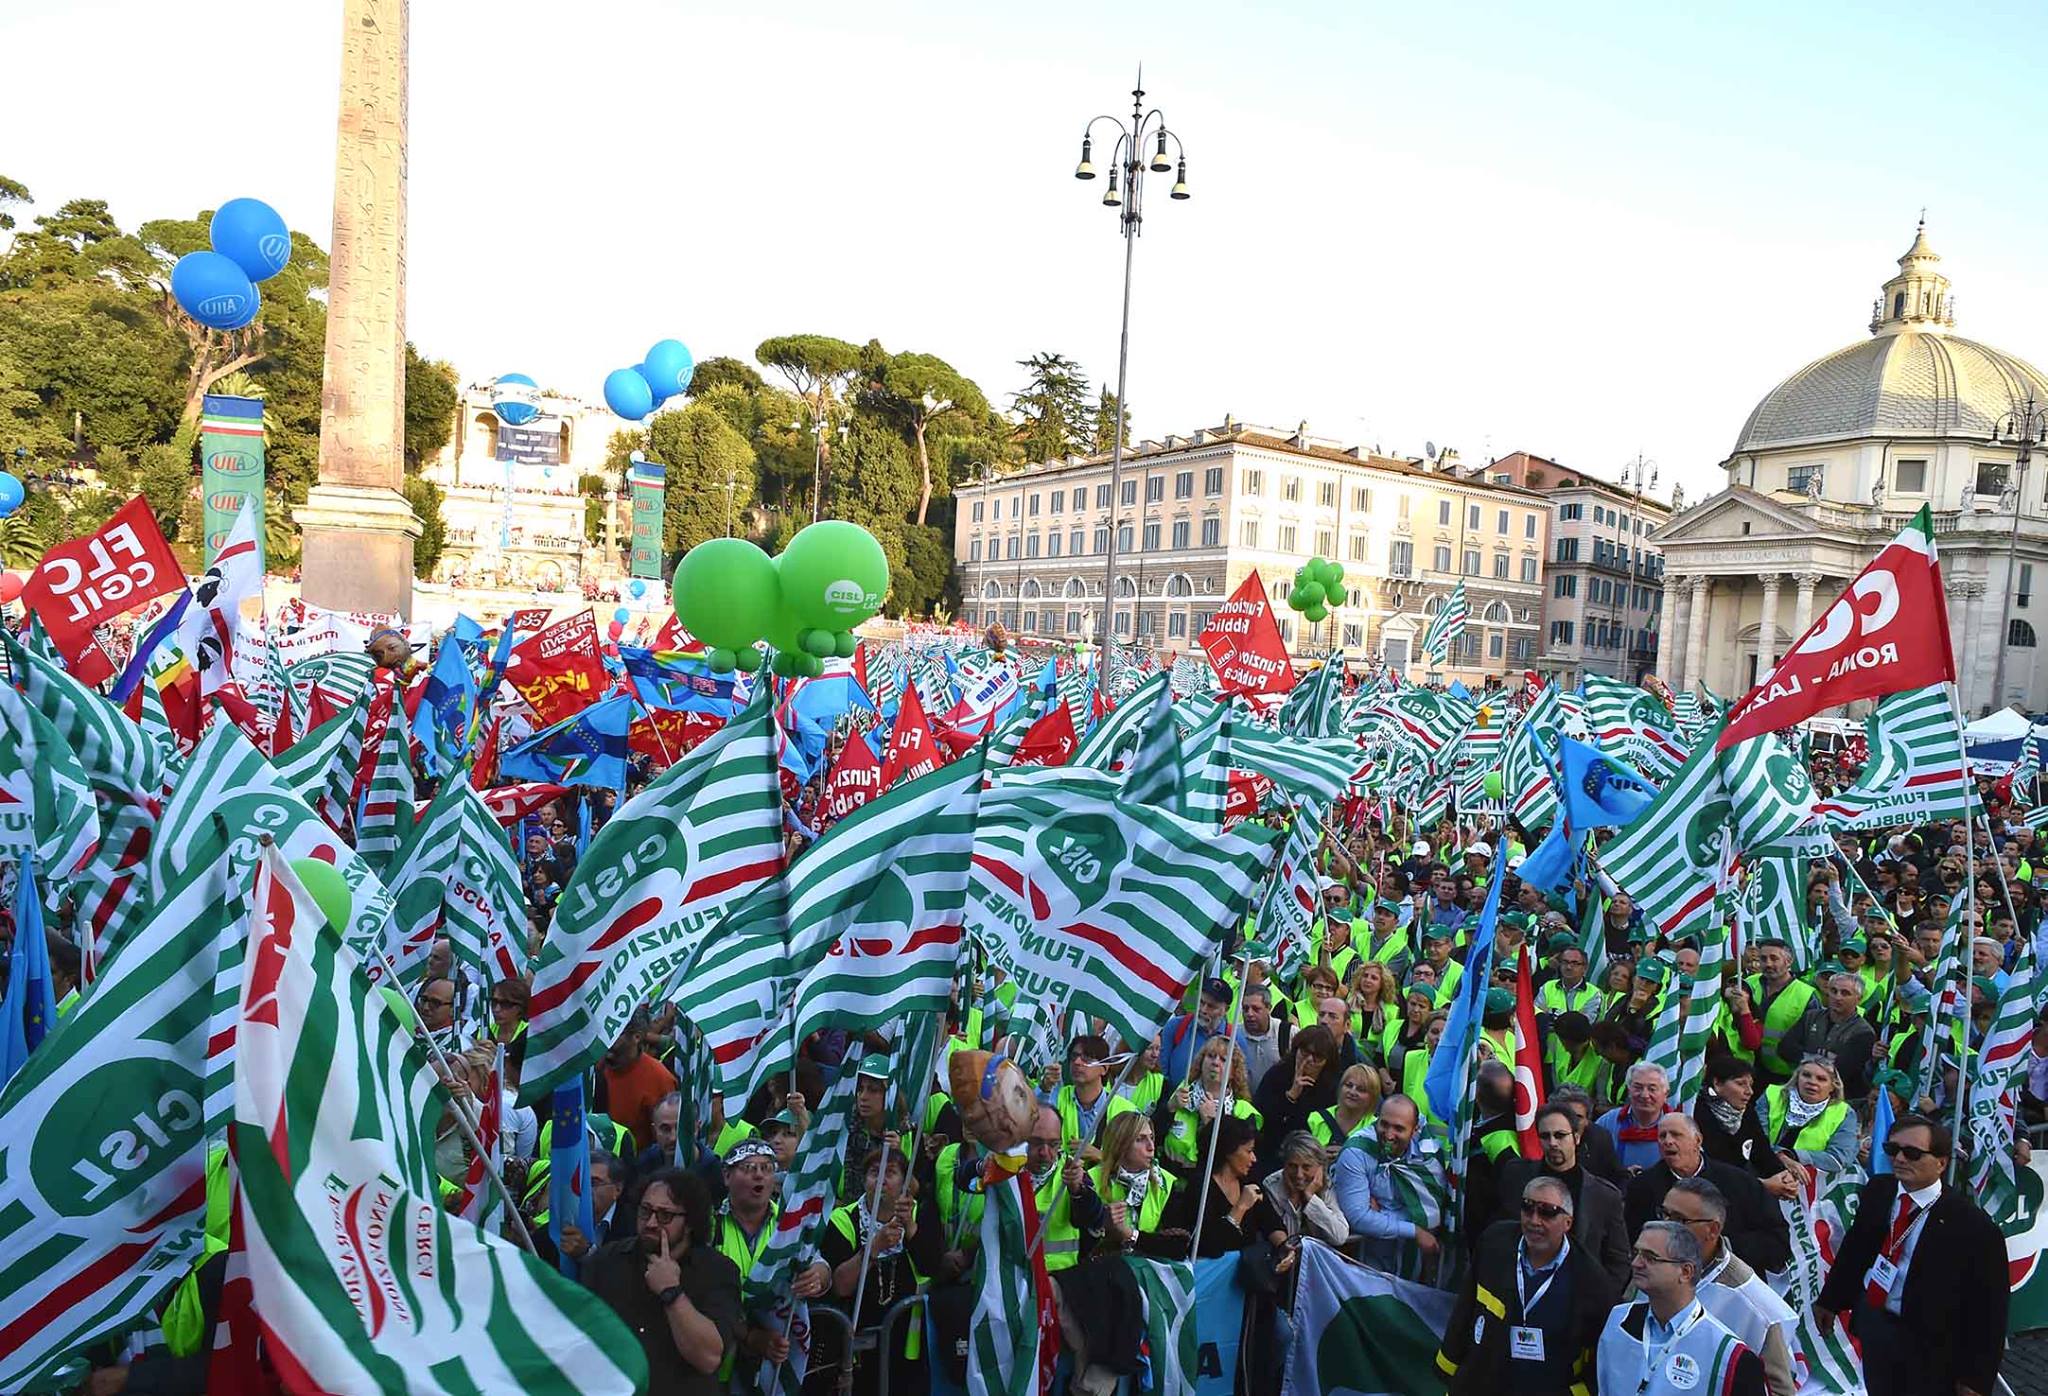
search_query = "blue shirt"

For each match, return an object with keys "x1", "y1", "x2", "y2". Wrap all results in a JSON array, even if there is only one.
[{"x1": 1331, "y1": 1141, "x2": 1421, "y2": 1271}]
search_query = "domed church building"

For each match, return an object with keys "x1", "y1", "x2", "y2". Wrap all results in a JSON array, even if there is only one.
[{"x1": 1656, "y1": 223, "x2": 2048, "y2": 715}]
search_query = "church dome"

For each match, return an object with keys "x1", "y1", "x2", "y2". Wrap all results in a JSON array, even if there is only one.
[{"x1": 1733, "y1": 224, "x2": 2048, "y2": 454}]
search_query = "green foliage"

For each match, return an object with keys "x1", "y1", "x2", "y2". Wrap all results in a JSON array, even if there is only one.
[
  {"x1": 135, "y1": 443, "x2": 192, "y2": 538},
  {"x1": 0, "y1": 511, "x2": 49, "y2": 568},
  {"x1": 684, "y1": 355, "x2": 765, "y2": 397},
  {"x1": 404, "y1": 474, "x2": 445, "y2": 579},
  {"x1": 1010, "y1": 352, "x2": 1093, "y2": 463},
  {"x1": 646, "y1": 401, "x2": 759, "y2": 562},
  {"x1": 1093, "y1": 389, "x2": 1130, "y2": 452},
  {"x1": 0, "y1": 176, "x2": 28, "y2": 232},
  {"x1": 403, "y1": 345, "x2": 458, "y2": 468},
  {"x1": 755, "y1": 335, "x2": 861, "y2": 402}
]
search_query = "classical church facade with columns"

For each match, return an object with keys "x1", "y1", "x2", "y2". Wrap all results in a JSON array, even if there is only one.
[{"x1": 1655, "y1": 225, "x2": 2048, "y2": 717}]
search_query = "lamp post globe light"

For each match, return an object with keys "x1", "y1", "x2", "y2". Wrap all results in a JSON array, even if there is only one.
[
  {"x1": 1073, "y1": 68, "x2": 1189, "y2": 649},
  {"x1": 1993, "y1": 391, "x2": 2048, "y2": 705}
]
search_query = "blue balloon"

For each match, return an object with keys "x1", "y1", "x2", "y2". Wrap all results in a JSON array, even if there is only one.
[
  {"x1": 170, "y1": 252, "x2": 259, "y2": 330},
  {"x1": 613, "y1": 607, "x2": 630, "y2": 624},
  {"x1": 492, "y1": 372, "x2": 540, "y2": 426},
  {"x1": 629, "y1": 579, "x2": 647, "y2": 599},
  {"x1": 643, "y1": 339, "x2": 695, "y2": 398},
  {"x1": 634, "y1": 362, "x2": 670, "y2": 407},
  {"x1": 603, "y1": 367, "x2": 654, "y2": 420},
  {"x1": 0, "y1": 474, "x2": 22, "y2": 518},
  {"x1": 209, "y1": 198, "x2": 292, "y2": 282}
]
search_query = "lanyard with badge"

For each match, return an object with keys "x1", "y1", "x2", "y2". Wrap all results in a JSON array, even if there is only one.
[
  {"x1": 1640, "y1": 1302, "x2": 1707, "y2": 1393},
  {"x1": 1509, "y1": 1238, "x2": 1568, "y2": 1362}
]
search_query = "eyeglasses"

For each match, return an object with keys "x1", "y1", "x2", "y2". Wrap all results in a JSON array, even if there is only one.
[
  {"x1": 1630, "y1": 1247, "x2": 1682, "y2": 1265},
  {"x1": 489, "y1": 997, "x2": 522, "y2": 1009},
  {"x1": 1519, "y1": 1199, "x2": 1567, "y2": 1220},
  {"x1": 1881, "y1": 1142, "x2": 1938, "y2": 1163},
  {"x1": 417, "y1": 994, "x2": 454, "y2": 1009},
  {"x1": 637, "y1": 1202, "x2": 685, "y2": 1225},
  {"x1": 1656, "y1": 1206, "x2": 1710, "y2": 1228}
]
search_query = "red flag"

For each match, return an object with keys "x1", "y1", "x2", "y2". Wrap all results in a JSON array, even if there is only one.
[
  {"x1": 879, "y1": 680, "x2": 943, "y2": 789},
  {"x1": 1010, "y1": 702, "x2": 1078, "y2": 767},
  {"x1": 1197, "y1": 572, "x2": 1297, "y2": 697},
  {"x1": 1511, "y1": 945, "x2": 1548, "y2": 1159},
  {"x1": 21, "y1": 495, "x2": 187, "y2": 683},
  {"x1": 506, "y1": 610, "x2": 609, "y2": 725},
  {"x1": 1717, "y1": 508, "x2": 1953, "y2": 749},
  {"x1": 478, "y1": 782, "x2": 573, "y2": 826},
  {"x1": 210, "y1": 684, "x2": 270, "y2": 747},
  {"x1": 470, "y1": 715, "x2": 501, "y2": 789},
  {"x1": 1222, "y1": 769, "x2": 1276, "y2": 830},
  {"x1": 820, "y1": 733, "x2": 884, "y2": 820},
  {"x1": 629, "y1": 708, "x2": 725, "y2": 766},
  {"x1": 508, "y1": 606, "x2": 552, "y2": 636}
]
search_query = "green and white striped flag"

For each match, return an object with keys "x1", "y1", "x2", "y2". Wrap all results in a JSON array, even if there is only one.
[
  {"x1": 1640, "y1": 956, "x2": 1686, "y2": 1088},
  {"x1": 520, "y1": 686, "x2": 782, "y2": 1106},
  {"x1": 693, "y1": 752, "x2": 987, "y2": 1100},
  {"x1": 270, "y1": 690, "x2": 370, "y2": 831},
  {"x1": 380, "y1": 777, "x2": 466, "y2": 989},
  {"x1": 0, "y1": 678, "x2": 100, "y2": 880},
  {"x1": 1811, "y1": 684, "x2": 1976, "y2": 830},
  {"x1": 446, "y1": 785, "x2": 530, "y2": 984},
  {"x1": 1501, "y1": 686, "x2": 1563, "y2": 832},
  {"x1": 231, "y1": 846, "x2": 645, "y2": 1394},
  {"x1": 1178, "y1": 698, "x2": 1233, "y2": 826},
  {"x1": 1739, "y1": 848, "x2": 1812, "y2": 968},
  {"x1": 1964, "y1": 926, "x2": 2036, "y2": 1224},
  {"x1": 1228, "y1": 718, "x2": 1364, "y2": 807},
  {"x1": 1581, "y1": 674, "x2": 1687, "y2": 782},
  {"x1": 986, "y1": 686, "x2": 1045, "y2": 767},
  {"x1": 1597, "y1": 732, "x2": 1730, "y2": 944},
  {"x1": 1247, "y1": 802, "x2": 1323, "y2": 978},
  {"x1": 1673, "y1": 925, "x2": 1731, "y2": 1110},
  {"x1": 967, "y1": 1171, "x2": 1042, "y2": 1396},
  {"x1": 1280, "y1": 652, "x2": 1347, "y2": 739},
  {"x1": 747, "y1": 1068, "x2": 860, "y2": 1395},
  {"x1": 1720, "y1": 730, "x2": 1815, "y2": 854},
  {"x1": 966, "y1": 777, "x2": 1280, "y2": 1054},
  {"x1": 1419, "y1": 581, "x2": 1466, "y2": 665},
  {"x1": 356, "y1": 698, "x2": 417, "y2": 873},
  {"x1": 1072, "y1": 671, "x2": 1169, "y2": 771},
  {"x1": 1120, "y1": 683, "x2": 1185, "y2": 812},
  {"x1": 0, "y1": 852, "x2": 243, "y2": 1393},
  {"x1": 1777, "y1": 1168, "x2": 1868, "y2": 1395},
  {"x1": 1126, "y1": 1256, "x2": 1201, "y2": 1393}
]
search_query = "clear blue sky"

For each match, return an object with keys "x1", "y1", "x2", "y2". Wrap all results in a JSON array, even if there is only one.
[{"x1": 8, "y1": 0, "x2": 2046, "y2": 501}]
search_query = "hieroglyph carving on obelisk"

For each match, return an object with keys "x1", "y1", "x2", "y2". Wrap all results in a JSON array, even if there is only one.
[{"x1": 299, "y1": 0, "x2": 423, "y2": 617}]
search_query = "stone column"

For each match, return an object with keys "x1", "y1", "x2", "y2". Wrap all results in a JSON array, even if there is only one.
[
  {"x1": 1957, "y1": 580, "x2": 1987, "y2": 711},
  {"x1": 1791, "y1": 571, "x2": 1822, "y2": 644},
  {"x1": 1683, "y1": 576, "x2": 1712, "y2": 696},
  {"x1": 298, "y1": 0, "x2": 423, "y2": 617},
  {"x1": 1667, "y1": 574, "x2": 1693, "y2": 688},
  {"x1": 1756, "y1": 572, "x2": 1783, "y2": 674}
]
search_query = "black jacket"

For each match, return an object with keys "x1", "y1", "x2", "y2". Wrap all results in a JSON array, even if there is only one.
[
  {"x1": 1817, "y1": 1176, "x2": 2009, "y2": 1396},
  {"x1": 1693, "y1": 1091, "x2": 1788, "y2": 1180},
  {"x1": 1493, "y1": 1159, "x2": 1633, "y2": 1295},
  {"x1": 1625, "y1": 1157, "x2": 1792, "y2": 1275},
  {"x1": 1575, "y1": 1119, "x2": 1626, "y2": 1190},
  {"x1": 1437, "y1": 1220, "x2": 1617, "y2": 1396}
]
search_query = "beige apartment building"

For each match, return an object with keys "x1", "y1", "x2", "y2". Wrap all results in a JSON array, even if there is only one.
[{"x1": 951, "y1": 422, "x2": 1551, "y2": 688}]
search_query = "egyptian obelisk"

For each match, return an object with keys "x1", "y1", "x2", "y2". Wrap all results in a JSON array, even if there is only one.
[{"x1": 299, "y1": 0, "x2": 422, "y2": 616}]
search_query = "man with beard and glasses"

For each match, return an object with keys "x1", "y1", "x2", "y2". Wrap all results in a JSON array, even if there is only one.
[{"x1": 582, "y1": 1167, "x2": 742, "y2": 1396}]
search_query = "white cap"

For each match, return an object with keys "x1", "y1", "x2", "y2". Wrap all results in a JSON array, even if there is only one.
[
  {"x1": 1467, "y1": 842, "x2": 1494, "y2": 859},
  {"x1": 1413, "y1": 840, "x2": 1432, "y2": 857}
]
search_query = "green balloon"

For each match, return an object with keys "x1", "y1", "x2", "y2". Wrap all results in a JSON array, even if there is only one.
[
  {"x1": 1322, "y1": 559, "x2": 1346, "y2": 586},
  {"x1": 708, "y1": 647, "x2": 736, "y2": 674},
  {"x1": 800, "y1": 652, "x2": 825, "y2": 678},
  {"x1": 1304, "y1": 602, "x2": 1329, "y2": 623},
  {"x1": 1287, "y1": 586, "x2": 1311, "y2": 611},
  {"x1": 290, "y1": 857, "x2": 352, "y2": 936},
  {"x1": 731, "y1": 647, "x2": 762, "y2": 673},
  {"x1": 763, "y1": 598, "x2": 807, "y2": 657},
  {"x1": 672, "y1": 538, "x2": 780, "y2": 651},
  {"x1": 800, "y1": 627, "x2": 837, "y2": 657},
  {"x1": 777, "y1": 521, "x2": 890, "y2": 631},
  {"x1": 1483, "y1": 771, "x2": 1505, "y2": 802},
  {"x1": 772, "y1": 652, "x2": 800, "y2": 678},
  {"x1": 1299, "y1": 580, "x2": 1327, "y2": 607},
  {"x1": 834, "y1": 630, "x2": 859, "y2": 659}
]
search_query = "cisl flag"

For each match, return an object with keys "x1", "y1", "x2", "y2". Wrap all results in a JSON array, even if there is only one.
[
  {"x1": 1197, "y1": 572, "x2": 1297, "y2": 697},
  {"x1": 21, "y1": 495, "x2": 186, "y2": 683},
  {"x1": 1717, "y1": 506, "x2": 1953, "y2": 749}
]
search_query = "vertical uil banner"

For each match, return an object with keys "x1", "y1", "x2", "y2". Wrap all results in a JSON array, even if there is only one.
[
  {"x1": 629, "y1": 457, "x2": 665, "y2": 581},
  {"x1": 199, "y1": 394, "x2": 266, "y2": 570}
]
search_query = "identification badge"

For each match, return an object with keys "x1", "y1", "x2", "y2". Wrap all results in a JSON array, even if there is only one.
[
  {"x1": 1665, "y1": 1353, "x2": 1700, "y2": 1389},
  {"x1": 1509, "y1": 1325, "x2": 1545, "y2": 1361},
  {"x1": 1866, "y1": 1255, "x2": 1899, "y2": 1293},
  {"x1": 1473, "y1": 1316, "x2": 1486, "y2": 1344}
]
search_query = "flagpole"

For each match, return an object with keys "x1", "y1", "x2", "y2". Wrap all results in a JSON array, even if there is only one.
[
  {"x1": 846, "y1": 1014, "x2": 913, "y2": 1339},
  {"x1": 1945, "y1": 682, "x2": 1977, "y2": 1185},
  {"x1": 1187, "y1": 951, "x2": 1251, "y2": 1259}
]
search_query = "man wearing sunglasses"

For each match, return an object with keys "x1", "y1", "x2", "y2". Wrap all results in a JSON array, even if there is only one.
[
  {"x1": 1598, "y1": 1221, "x2": 1766, "y2": 1396},
  {"x1": 1659, "y1": 1178, "x2": 1797, "y2": 1396},
  {"x1": 1816, "y1": 1117, "x2": 2009, "y2": 1396},
  {"x1": 1434, "y1": 1177, "x2": 1616, "y2": 1395}
]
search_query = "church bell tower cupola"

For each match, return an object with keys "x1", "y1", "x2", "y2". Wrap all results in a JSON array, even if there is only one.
[{"x1": 1870, "y1": 217, "x2": 1956, "y2": 335}]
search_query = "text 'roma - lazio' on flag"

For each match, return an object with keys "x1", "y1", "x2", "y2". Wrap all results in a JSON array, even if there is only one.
[
  {"x1": 518, "y1": 685, "x2": 782, "y2": 1107},
  {"x1": 1719, "y1": 504, "x2": 1954, "y2": 749},
  {"x1": 229, "y1": 846, "x2": 645, "y2": 1395}
]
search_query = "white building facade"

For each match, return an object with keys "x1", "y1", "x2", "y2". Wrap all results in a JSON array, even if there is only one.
[{"x1": 1656, "y1": 226, "x2": 2048, "y2": 715}]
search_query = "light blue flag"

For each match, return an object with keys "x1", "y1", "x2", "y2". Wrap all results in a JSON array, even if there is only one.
[
  {"x1": 1556, "y1": 734, "x2": 1657, "y2": 828},
  {"x1": 1425, "y1": 847, "x2": 1508, "y2": 1124},
  {"x1": 548, "y1": 1081, "x2": 598, "y2": 1277},
  {"x1": 0, "y1": 854, "x2": 58, "y2": 1085}
]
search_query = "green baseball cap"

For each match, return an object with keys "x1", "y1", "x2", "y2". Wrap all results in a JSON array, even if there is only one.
[{"x1": 856, "y1": 1054, "x2": 890, "y2": 1081}]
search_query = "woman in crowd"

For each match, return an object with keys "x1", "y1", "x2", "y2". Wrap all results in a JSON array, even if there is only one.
[
  {"x1": 1693, "y1": 1056, "x2": 1785, "y2": 1179},
  {"x1": 1600, "y1": 955, "x2": 1663, "y2": 1051},
  {"x1": 1310, "y1": 1063, "x2": 1381, "y2": 1151},
  {"x1": 819, "y1": 1147, "x2": 936, "y2": 1396},
  {"x1": 1252, "y1": 1025, "x2": 1339, "y2": 1165},
  {"x1": 1262, "y1": 1128, "x2": 1349, "y2": 1250},
  {"x1": 1381, "y1": 980, "x2": 1437, "y2": 1100},
  {"x1": 1114, "y1": 1034, "x2": 1166, "y2": 1115},
  {"x1": 1159, "y1": 1113, "x2": 1283, "y2": 1259},
  {"x1": 1091, "y1": 1111, "x2": 1182, "y2": 1260},
  {"x1": 1759, "y1": 1052, "x2": 1858, "y2": 1188},
  {"x1": 1349, "y1": 960, "x2": 1401, "y2": 1060},
  {"x1": 1292, "y1": 964, "x2": 1342, "y2": 1030},
  {"x1": 1157, "y1": 1035, "x2": 1259, "y2": 1179}
]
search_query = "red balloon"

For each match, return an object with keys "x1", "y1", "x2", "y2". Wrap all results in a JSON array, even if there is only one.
[{"x1": 0, "y1": 572, "x2": 22, "y2": 604}]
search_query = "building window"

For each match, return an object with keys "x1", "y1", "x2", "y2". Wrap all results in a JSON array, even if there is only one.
[
  {"x1": 1890, "y1": 458, "x2": 1927, "y2": 493},
  {"x1": 1391, "y1": 540, "x2": 1413, "y2": 576},
  {"x1": 1462, "y1": 633, "x2": 1481, "y2": 659},
  {"x1": 1282, "y1": 476, "x2": 1302, "y2": 502},
  {"x1": 1113, "y1": 610, "x2": 1130, "y2": 636},
  {"x1": 992, "y1": 498, "x2": 1002, "y2": 521},
  {"x1": 1168, "y1": 612, "x2": 1187, "y2": 638},
  {"x1": 1067, "y1": 611, "x2": 1085, "y2": 635},
  {"x1": 1145, "y1": 475, "x2": 1163, "y2": 503},
  {"x1": 2021, "y1": 563, "x2": 2033, "y2": 609},
  {"x1": 1489, "y1": 633, "x2": 1504, "y2": 659},
  {"x1": 1353, "y1": 487, "x2": 1371, "y2": 511},
  {"x1": 1242, "y1": 520, "x2": 1259, "y2": 548},
  {"x1": 1142, "y1": 522, "x2": 1160, "y2": 551},
  {"x1": 1551, "y1": 620, "x2": 1576, "y2": 645},
  {"x1": 1244, "y1": 470, "x2": 1263, "y2": 497},
  {"x1": 1554, "y1": 574, "x2": 1577, "y2": 598},
  {"x1": 1493, "y1": 553, "x2": 1509, "y2": 579},
  {"x1": 1201, "y1": 517, "x2": 1221, "y2": 547},
  {"x1": 1095, "y1": 483, "x2": 1111, "y2": 508},
  {"x1": 1026, "y1": 532, "x2": 1040, "y2": 558},
  {"x1": 2014, "y1": 619, "x2": 2038, "y2": 647},
  {"x1": 1522, "y1": 558, "x2": 1538, "y2": 583},
  {"x1": 1205, "y1": 466, "x2": 1224, "y2": 495},
  {"x1": 1028, "y1": 493, "x2": 1041, "y2": 516},
  {"x1": 1277, "y1": 615, "x2": 1293, "y2": 643},
  {"x1": 1342, "y1": 623, "x2": 1362, "y2": 646},
  {"x1": 1786, "y1": 464, "x2": 1824, "y2": 496},
  {"x1": 1048, "y1": 532, "x2": 1062, "y2": 558},
  {"x1": 1175, "y1": 470, "x2": 1193, "y2": 499},
  {"x1": 1315, "y1": 528, "x2": 1334, "y2": 556},
  {"x1": 1021, "y1": 610, "x2": 1038, "y2": 633},
  {"x1": 1318, "y1": 481, "x2": 1336, "y2": 507},
  {"x1": 969, "y1": 540, "x2": 981, "y2": 562},
  {"x1": 1170, "y1": 519, "x2": 1189, "y2": 548},
  {"x1": 1525, "y1": 513, "x2": 1538, "y2": 538},
  {"x1": 1977, "y1": 461, "x2": 2010, "y2": 498},
  {"x1": 971, "y1": 501, "x2": 984, "y2": 522},
  {"x1": 1433, "y1": 545, "x2": 1452, "y2": 572},
  {"x1": 1462, "y1": 550, "x2": 1480, "y2": 576},
  {"x1": 1117, "y1": 525, "x2": 1133, "y2": 552},
  {"x1": 1070, "y1": 487, "x2": 1086, "y2": 510},
  {"x1": 1278, "y1": 525, "x2": 1298, "y2": 552},
  {"x1": 1483, "y1": 601, "x2": 1509, "y2": 622},
  {"x1": 1556, "y1": 539, "x2": 1580, "y2": 563},
  {"x1": 1192, "y1": 610, "x2": 1213, "y2": 635},
  {"x1": 1438, "y1": 500, "x2": 1452, "y2": 526},
  {"x1": 1468, "y1": 504, "x2": 1481, "y2": 530},
  {"x1": 1049, "y1": 491, "x2": 1063, "y2": 515},
  {"x1": 1094, "y1": 527, "x2": 1109, "y2": 554},
  {"x1": 1120, "y1": 479, "x2": 1137, "y2": 507},
  {"x1": 1495, "y1": 509, "x2": 1509, "y2": 533},
  {"x1": 1070, "y1": 529, "x2": 1086, "y2": 555},
  {"x1": 1557, "y1": 502, "x2": 1581, "y2": 521},
  {"x1": 1349, "y1": 533, "x2": 1368, "y2": 562}
]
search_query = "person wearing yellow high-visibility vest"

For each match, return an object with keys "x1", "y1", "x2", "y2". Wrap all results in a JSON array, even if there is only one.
[
  {"x1": 1535, "y1": 943, "x2": 1603, "y2": 1021},
  {"x1": 1758, "y1": 1056, "x2": 1858, "y2": 1179},
  {"x1": 719, "y1": 1139, "x2": 831, "y2": 1380},
  {"x1": 159, "y1": 1142, "x2": 233, "y2": 1360},
  {"x1": 1420, "y1": 925, "x2": 1465, "y2": 1010},
  {"x1": 1092, "y1": 1111, "x2": 1178, "y2": 1260},
  {"x1": 820, "y1": 1146, "x2": 933, "y2": 1392},
  {"x1": 1743, "y1": 938, "x2": 1817, "y2": 1088},
  {"x1": 1310, "y1": 1063, "x2": 1382, "y2": 1147},
  {"x1": 1039, "y1": 1033, "x2": 1134, "y2": 1162},
  {"x1": 1156, "y1": 1034, "x2": 1262, "y2": 1178},
  {"x1": 1024, "y1": 1104, "x2": 1107, "y2": 1272}
]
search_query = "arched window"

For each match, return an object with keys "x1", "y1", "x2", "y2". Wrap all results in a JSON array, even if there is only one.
[
  {"x1": 1115, "y1": 576, "x2": 1137, "y2": 599},
  {"x1": 1062, "y1": 577, "x2": 1085, "y2": 598},
  {"x1": 1424, "y1": 596, "x2": 1445, "y2": 617},
  {"x1": 983, "y1": 580, "x2": 1002, "y2": 599},
  {"x1": 1021, "y1": 578, "x2": 1041, "y2": 599},
  {"x1": 2011, "y1": 619, "x2": 2038, "y2": 648},
  {"x1": 1482, "y1": 601, "x2": 1510, "y2": 623},
  {"x1": 1165, "y1": 573, "x2": 1194, "y2": 598}
]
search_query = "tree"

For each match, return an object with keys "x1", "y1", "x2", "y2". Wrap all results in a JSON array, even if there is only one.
[
  {"x1": 403, "y1": 344, "x2": 458, "y2": 468},
  {"x1": 135, "y1": 443, "x2": 193, "y2": 538},
  {"x1": 646, "y1": 401, "x2": 758, "y2": 561},
  {"x1": 0, "y1": 176, "x2": 28, "y2": 232},
  {"x1": 1092, "y1": 388, "x2": 1130, "y2": 453},
  {"x1": 756, "y1": 334, "x2": 860, "y2": 508},
  {"x1": 403, "y1": 474, "x2": 445, "y2": 579},
  {"x1": 874, "y1": 351, "x2": 991, "y2": 526},
  {"x1": 684, "y1": 355, "x2": 764, "y2": 398},
  {"x1": 1009, "y1": 352, "x2": 1092, "y2": 463}
]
